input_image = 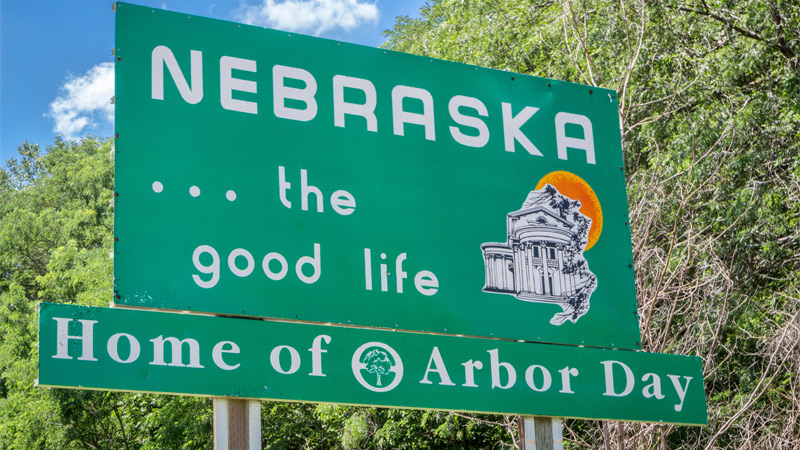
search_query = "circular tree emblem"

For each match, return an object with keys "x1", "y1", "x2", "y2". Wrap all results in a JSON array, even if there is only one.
[
  {"x1": 351, "y1": 342, "x2": 403, "y2": 392},
  {"x1": 363, "y1": 349, "x2": 392, "y2": 386}
]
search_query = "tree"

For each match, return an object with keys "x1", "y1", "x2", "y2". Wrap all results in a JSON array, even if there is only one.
[
  {"x1": 0, "y1": 138, "x2": 215, "y2": 449},
  {"x1": 3, "y1": 0, "x2": 798, "y2": 447},
  {"x1": 384, "y1": 0, "x2": 799, "y2": 448},
  {"x1": 0, "y1": 138, "x2": 117, "y2": 448},
  {"x1": 361, "y1": 349, "x2": 394, "y2": 386}
]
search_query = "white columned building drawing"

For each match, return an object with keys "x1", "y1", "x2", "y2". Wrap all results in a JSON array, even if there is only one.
[{"x1": 481, "y1": 184, "x2": 597, "y2": 325}]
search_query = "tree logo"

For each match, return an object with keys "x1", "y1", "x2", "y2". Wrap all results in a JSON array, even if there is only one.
[{"x1": 351, "y1": 342, "x2": 403, "y2": 392}]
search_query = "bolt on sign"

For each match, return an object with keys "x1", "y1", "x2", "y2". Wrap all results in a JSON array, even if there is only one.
[
  {"x1": 113, "y1": 2, "x2": 641, "y2": 350},
  {"x1": 37, "y1": 303, "x2": 708, "y2": 425}
]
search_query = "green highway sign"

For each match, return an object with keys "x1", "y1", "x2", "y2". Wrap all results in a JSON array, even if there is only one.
[
  {"x1": 38, "y1": 303, "x2": 707, "y2": 425},
  {"x1": 114, "y1": 3, "x2": 640, "y2": 349}
]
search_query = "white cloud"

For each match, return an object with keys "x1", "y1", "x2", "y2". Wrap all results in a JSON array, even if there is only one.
[
  {"x1": 235, "y1": 0, "x2": 379, "y2": 35},
  {"x1": 49, "y1": 62, "x2": 115, "y2": 140}
]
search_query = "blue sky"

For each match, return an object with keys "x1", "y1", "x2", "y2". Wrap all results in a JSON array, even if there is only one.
[{"x1": 0, "y1": 0, "x2": 429, "y2": 164}]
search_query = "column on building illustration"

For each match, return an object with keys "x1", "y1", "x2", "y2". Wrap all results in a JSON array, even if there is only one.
[
  {"x1": 482, "y1": 200, "x2": 583, "y2": 301},
  {"x1": 550, "y1": 246, "x2": 561, "y2": 296},
  {"x1": 483, "y1": 246, "x2": 516, "y2": 294},
  {"x1": 504, "y1": 255, "x2": 513, "y2": 291},
  {"x1": 531, "y1": 244, "x2": 542, "y2": 295},
  {"x1": 484, "y1": 242, "x2": 575, "y2": 297}
]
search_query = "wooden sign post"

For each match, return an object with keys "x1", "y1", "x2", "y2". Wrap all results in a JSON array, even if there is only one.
[
  {"x1": 214, "y1": 398, "x2": 261, "y2": 450},
  {"x1": 520, "y1": 416, "x2": 563, "y2": 450}
]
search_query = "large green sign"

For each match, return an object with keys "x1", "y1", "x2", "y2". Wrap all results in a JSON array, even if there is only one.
[
  {"x1": 114, "y1": 3, "x2": 639, "y2": 349},
  {"x1": 38, "y1": 303, "x2": 706, "y2": 425}
]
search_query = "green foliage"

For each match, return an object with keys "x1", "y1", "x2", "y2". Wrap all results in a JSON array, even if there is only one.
[
  {"x1": 384, "y1": 0, "x2": 799, "y2": 448},
  {"x1": 260, "y1": 402, "x2": 338, "y2": 449},
  {"x1": 0, "y1": 138, "x2": 214, "y2": 450},
  {"x1": 311, "y1": 405, "x2": 511, "y2": 449},
  {"x1": 2, "y1": 0, "x2": 799, "y2": 447},
  {"x1": 0, "y1": 138, "x2": 116, "y2": 449}
]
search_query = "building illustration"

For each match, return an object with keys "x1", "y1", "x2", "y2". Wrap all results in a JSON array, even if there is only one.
[{"x1": 481, "y1": 184, "x2": 597, "y2": 325}]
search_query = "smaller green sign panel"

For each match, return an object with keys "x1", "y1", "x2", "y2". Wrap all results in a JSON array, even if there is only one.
[{"x1": 38, "y1": 303, "x2": 707, "y2": 425}]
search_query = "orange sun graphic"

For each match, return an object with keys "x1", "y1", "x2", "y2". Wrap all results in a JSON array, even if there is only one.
[{"x1": 535, "y1": 171, "x2": 603, "y2": 251}]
